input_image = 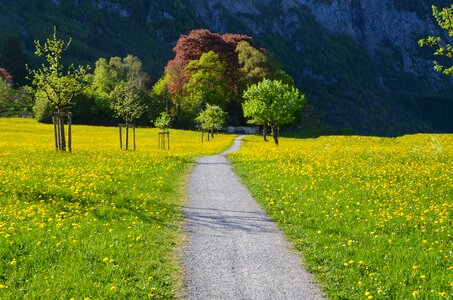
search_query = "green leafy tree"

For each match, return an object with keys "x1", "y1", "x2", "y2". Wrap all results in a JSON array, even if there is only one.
[
  {"x1": 0, "y1": 76, "x2": 14, "y2": 115},
  {"x1": 90, "y1": 55, "x2": 151, "y2": 124},
  {"x1": 243, "y1": 79, "x2": 307, "y2": 145},
  {"x1": 110, "y1": 78, "x2": 147, "y2": 150},
  {"x1": 0, "y1": 84, "x2": 34, "y2": 117},
  {"x1": 150, "y1": 74, "x2": 170, "y2": 121},
  {"x1": 93, "y1": 55, "x2": 150, "y2": 98},
  {"x1": 184, "y1": 51, "x2": 229, "y2": 117},
  {"x1": 196, "y1": 104, "x2": 227, "y2": 138},
  {"x1": 236, "y1": 41, "x2": 271, "y2": 86},
  {"x1": 110, "y1": 78, "x2": 147, "y2": 124},
  {"x1": 28, "y1": 27, "x2": 90, "y2": 150},
  {"x1": 419, "y1": 4, "x2": 453, "y2": 75},
  {"x1": 154, "y1": 111, "x2": 172, "y2": 131},
  {"x1": 236, "y1": 41, "x2": 295, "y2": 88},
  {"x1": 28, "y1": 28, "x2": 90, "y2": 113}
]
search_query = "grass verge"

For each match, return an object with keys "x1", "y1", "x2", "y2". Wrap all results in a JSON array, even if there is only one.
[
  {"x1": 0, "y1": 118, "x2": 235, "y2": 299},
  {"x1": 229, "y1": 134, "x2": 452, "y2": 299}
]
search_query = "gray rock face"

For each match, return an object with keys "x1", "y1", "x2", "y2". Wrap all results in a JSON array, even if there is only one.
[{"x1": 187, "y1": 0, "x2": 443, "y2": 82}]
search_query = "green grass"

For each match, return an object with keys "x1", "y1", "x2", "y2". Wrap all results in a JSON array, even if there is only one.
[
  {"x1": 0, "y1": 118, "x2": 235, "y2": 299},
  {"x1": 229, "y1": 134, "x2": 453, "y2": 299}
]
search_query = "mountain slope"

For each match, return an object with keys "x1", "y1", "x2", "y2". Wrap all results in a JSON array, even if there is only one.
[{"x1": 0, "y1": 0, "x2": 452, "y2": 134}]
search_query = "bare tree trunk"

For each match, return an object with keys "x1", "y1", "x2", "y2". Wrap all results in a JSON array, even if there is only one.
[
  {"x1": 119, "y1": 127, "x2": 122, "y2": 149},
  {"x1": 133, "y1": 126, "x2": 136, "y2": 150},
  {"x1": 272, "y1": 126, "x2": 279, "y2": 145},
  {"x1": 263, "y1": 124, "x2": 268, "y2": 141},
  {"x1": 125, "y1": 126, "x2": 129, "y2": 150},
  {"x1": 53, "y1": 116, "x2": 58, "y2": 150},
  {"x1": 57, "y1": 109, "x2": 66, "y2": 150}
]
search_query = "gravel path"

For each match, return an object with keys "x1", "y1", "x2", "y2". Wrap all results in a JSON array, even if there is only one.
[{"x1": 182, "y1": 136, "x2": 324, "y2": 300}]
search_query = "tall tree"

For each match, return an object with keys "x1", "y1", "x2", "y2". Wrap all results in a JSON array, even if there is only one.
[
  {"x1": 28, "y1": 27, "x2": 90, "y2": 150},
  {"x1": 92, "y1": 55, "x2": 150, "y2": 98},
  {"x1": 162, "y1": 30, "x2": 256, "y2": 125},
  {"x1": 0, "y1": 72, "x2": 14, "y2": 115},
  {"x1": 184, "y1": 51, "x2": 229, "y2": 115},
  {"x1": 243, "y1": 79, "x2": 307, "y2": 145},
  {"x1": 236, "y1": 41, "x2": 271, "y2": 86},
  {"x1": 419, "y1": 4, "x2": 453, "y2": 75}
]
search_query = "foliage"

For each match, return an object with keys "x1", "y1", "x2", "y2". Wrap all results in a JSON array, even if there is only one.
[
  {"x1": 162, "y1": 29, "x2": 257, "y2": 125},
  {"x1": 110, "y1": 78, "x2": 147, "y2": 124},
  {"x1": 195, "y1": 104, "x2": 227, "y2": 134},
  {"x1": 154, "y1": 111, "x2": 172, "y2": 130},
  {"x1": 184, "y1": 51, "x2": 229, "y2": 113},
  {"x1": 0, "y1": 85, "x2": 34, "y2": 117},
  {"x1": 236, "y1": 41, "x2": 271, "y2": 86},
  {"x1": 0, "y1": 118, "x2": 236, "y2": 299},
  {"x1": 0, "y1": 69, "x2": 33, "y2": 117},
  {"x1": 242, "y1": 79, "x2": 307, "y2": 144},
  {"x1": 229, "y1": 134, "x2": 453, "y2": 299},
  {"x1": 0, "y1": 78, "x2": 14, "y2": 114},
  {"x1": 92, "y1": 55, "x2": 150, "y2": 100},
  {"x1": 0, "y1": 68, "x2": 13, "y2": 85},
  {"x1": 419, "y1": 4, "x2": 453, "y2": 75},
  {"x1": 28, "y1": 27, "x2": 90, "y2": 113},
  {"x1": 150, "y1": 74, "x2": 170, "y2": 118}
]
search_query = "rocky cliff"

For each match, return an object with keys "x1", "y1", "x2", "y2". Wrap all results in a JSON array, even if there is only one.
[{"x1": 189, "y1": 0, "x2": 449, "y2": 86}]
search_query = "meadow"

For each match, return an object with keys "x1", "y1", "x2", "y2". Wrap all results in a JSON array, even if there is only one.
[
  {"x1": 0, "y1": 118, "x2": 235, "y2": 299},
  {"x1": 229, "y1": 134, "x2": 452, "y2": 299}
]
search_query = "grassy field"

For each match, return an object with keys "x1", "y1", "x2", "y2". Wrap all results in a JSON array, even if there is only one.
[
  {"x1": 0, "y1": 118, "x2": 235, "y2": 299},
  {"x1": 229, "y1": 134, "x2": 452, "y2": 299}
]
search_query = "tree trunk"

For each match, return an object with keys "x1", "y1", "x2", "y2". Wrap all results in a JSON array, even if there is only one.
[
  {"x1": 272, "y1": 126, "x2": 279, "y2": 145},
  {"x1": 57, "y1": 109, "x2": 66, "y2": 151},
  {"x1": 125, "y1": 126, "x2": 129, "y2": 150},
  {"x1": 211, "y1": 130, "x2": 214, "y2": 139},
  {"x1": 263, "y1": 124, "x2": 268, "y2": 141}
]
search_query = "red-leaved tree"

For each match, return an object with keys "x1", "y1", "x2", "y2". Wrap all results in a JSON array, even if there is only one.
[{"x1": 165, "y1": 29, "x2": 255, "y2": 99}]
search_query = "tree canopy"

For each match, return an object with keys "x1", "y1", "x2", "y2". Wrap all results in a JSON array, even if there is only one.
[
  {"x1": 196, "y1": 104, "x2": 227, "y2": 137},
  {"x1": 154, "y1": 111, "x2": 172, "y2": 131},
  {"x1": 419, "y1": 4, "x2": 453, "y2": 75},
  {"x1": 243, "y1": 79, "x2": 307, "y2": 144},
  {"x1": 28, "y1": 27, "x2": 90, "y2": 113},
  {"x1": 160, "y1": 29, "x2": 263, "y2": 126},
  {"x1": 184, "y1": 51, "x2": 229, "y2": 114},
  {"x1": 110, "y1": 78, "x2": 147, "y2": 124}
]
